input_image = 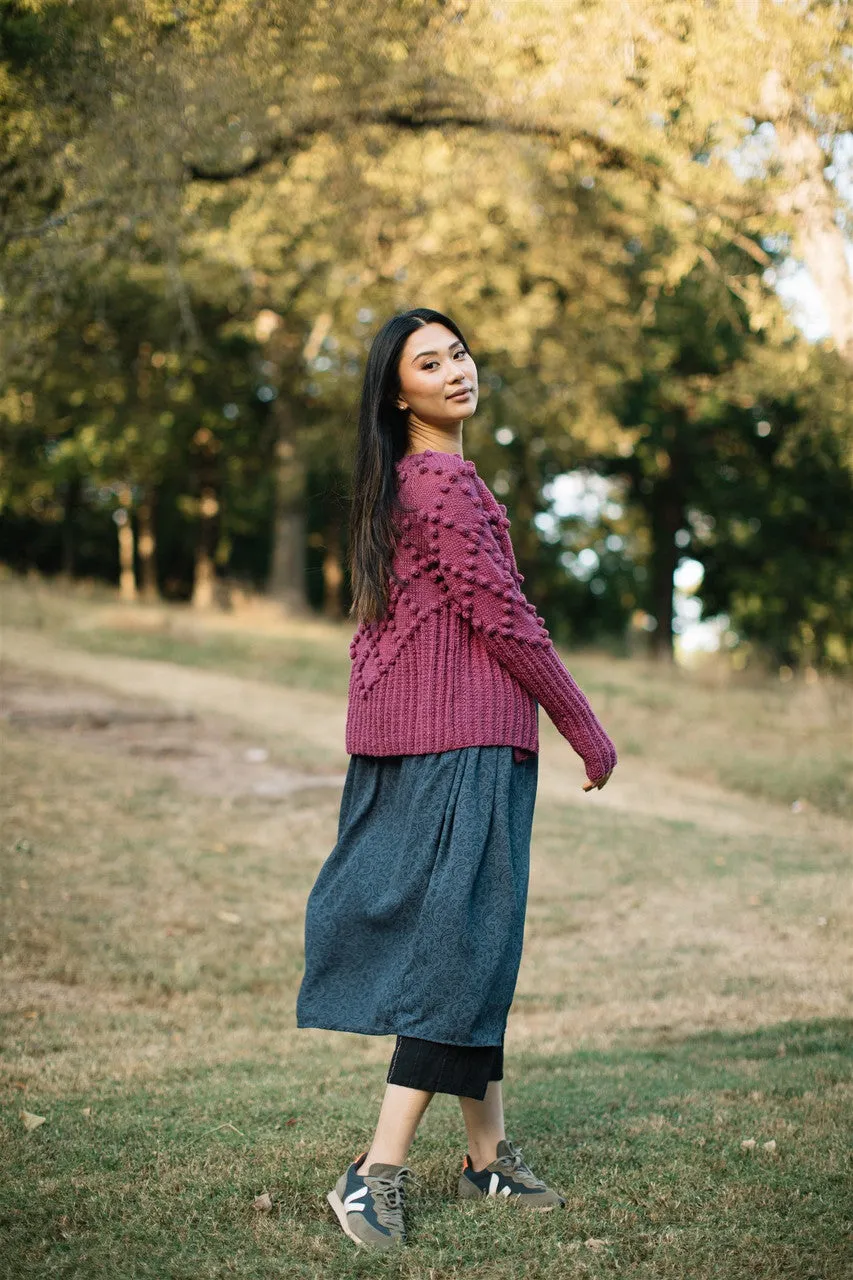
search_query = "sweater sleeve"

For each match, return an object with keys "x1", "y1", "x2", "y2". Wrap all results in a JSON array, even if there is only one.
[{"x1": 403, "y1": 462, "x2": 618, "y2": 783}]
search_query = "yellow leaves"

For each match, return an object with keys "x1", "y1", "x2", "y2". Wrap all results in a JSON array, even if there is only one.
[
  {"x1": 474, "y1": 186, "x2": 506, "y2": 211},
  {"x1": 254, "y1": 310, "x2": 282, "y2": 343},
  {"x1": 375, "y1": 39, "x2": 409, "y2": 64},
  {"x1": 0, "y1": 388, "x2": 35, "y2": 427},
  {"x1": 660, "y1": 244, "x2": 700, "y2": 290},
  {"x1": 20, "y1": 1110, "x2": 46, "y2": 1132},
  {"x1": 478, "y1": 226, "x2": 503, "y2": 250},
  {"x1": 547, "y1": 149, "x2": 573, "y2": 175},
  {"x1": 107, "y1": 12, "x2": 132, "y2": 39}
]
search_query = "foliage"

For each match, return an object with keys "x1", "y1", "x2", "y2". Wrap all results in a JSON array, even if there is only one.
[{"x1": 1, "y1": 0, "x2": 851, "y2": 666}]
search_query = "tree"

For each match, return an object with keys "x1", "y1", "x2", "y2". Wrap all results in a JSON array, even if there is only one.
[{"x1": 3, "y1": 0, "x2": 850, "y2": 667}]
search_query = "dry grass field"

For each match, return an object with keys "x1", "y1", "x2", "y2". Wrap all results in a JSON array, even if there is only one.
[{"x1": 1, "y1": 572, "x2": 851, "y2": 1279}]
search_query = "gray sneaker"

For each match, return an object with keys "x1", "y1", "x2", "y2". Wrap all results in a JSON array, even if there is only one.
[
  {"x1": 327, "y1": 1151, "x2": 412, "y2": 1249},
  {"x1": 458, "y1": 1138, "x2": 566, "y2": 1210}
]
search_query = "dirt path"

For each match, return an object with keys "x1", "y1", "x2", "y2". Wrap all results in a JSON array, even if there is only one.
[
  {"x1": 2, "y1": 624, "x2": 347, "y2": 760},
  {"x1": 2, "y1": 624, "x2": 846, "y2": 847}
]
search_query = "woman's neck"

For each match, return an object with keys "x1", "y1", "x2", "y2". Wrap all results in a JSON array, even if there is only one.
[{"x1": 403, "y1": 418, "x2": 464, "y2": 459}]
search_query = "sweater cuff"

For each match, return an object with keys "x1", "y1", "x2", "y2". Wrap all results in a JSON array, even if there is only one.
[{"x1": 489, "y1": 634, "x2": 617, "y2": 781}]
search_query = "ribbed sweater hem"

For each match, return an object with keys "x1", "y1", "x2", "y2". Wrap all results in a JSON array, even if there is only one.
[
  {"x1": 345, "y1": 728, "x2": 539, "y2": 757},
  {"x1": 346, "y1": 606, "x2": 541, "y2": 758}
]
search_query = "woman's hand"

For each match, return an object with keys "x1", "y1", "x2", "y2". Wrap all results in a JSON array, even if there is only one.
[{"x1": 582, "y1": 769, "x2": 613, "y2": 792}]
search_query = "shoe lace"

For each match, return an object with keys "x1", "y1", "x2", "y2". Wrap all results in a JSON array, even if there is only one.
[
  {"x1": 495, "y1": 1142, "x2": 547, "y2": 1190},
  {"x1": 363, "y1": 1167, "x2": 413, "y2": 1232}
]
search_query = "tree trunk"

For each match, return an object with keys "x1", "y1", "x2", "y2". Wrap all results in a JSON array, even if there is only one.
[
  {"x1": 192, "y1": 486, "x2": 219, "y2": 610},
  {"x1": 647, "y1": 483, "x2": 684, "y2": 663},
  {"x1": 761, "y1": 72, "x2": 853, "y2": 364},
  {"x1": 137, "y1": 490, "x2": 159, "y2": 602},
  {"x1": 60, "y1": 475, "x2": 80, "y2": 578},
  {"x1": 511, "y1": 450, "x2": 541, "y2": 581},
  {"x1": 268, "y1": 398, "x2": 310, "y2": 615},
  {"x1": 322, "y1": 506, "x2": 344, "y2": 620},
  {"x1": 115, "y1": 482, "x2": 136, "y2": 602}
]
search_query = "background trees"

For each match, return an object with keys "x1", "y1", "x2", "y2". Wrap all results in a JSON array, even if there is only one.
[{"x1": 2, "y1": 0, "x2": 851, "y2": 669}]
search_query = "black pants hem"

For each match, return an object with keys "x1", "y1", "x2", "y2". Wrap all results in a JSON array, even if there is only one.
[{"x1": 386, "y1": 1034, "x2": 504, "y2": 1101}]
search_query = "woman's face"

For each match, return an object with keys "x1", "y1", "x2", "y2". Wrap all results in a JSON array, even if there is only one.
[{"x1": 395, "y1": 322, "x2": 478, "y2": 426}]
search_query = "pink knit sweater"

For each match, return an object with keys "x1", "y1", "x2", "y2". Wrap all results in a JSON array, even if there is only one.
[{"x1": 345, "y1": 449, "x2": 617, "y2": 782}]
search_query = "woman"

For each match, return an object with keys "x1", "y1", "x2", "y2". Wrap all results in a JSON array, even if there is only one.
[{"x1": 296, "y1": 306, "x2": 617, "y2": 1251}]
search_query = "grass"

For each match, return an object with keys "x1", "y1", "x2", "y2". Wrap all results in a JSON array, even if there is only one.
[
  {"x1": 3, "y1": 570, "x2": 851, "y2": 819},
  {"x1": 2, "y1": 572, "x2": 852, "y2": 1277},
  {"x1": 3, "y1": 1023, "x2": 850, "y2": 1279},
  {"x1": 64, "y1": 627, "x2": 353, "y2": 699}
]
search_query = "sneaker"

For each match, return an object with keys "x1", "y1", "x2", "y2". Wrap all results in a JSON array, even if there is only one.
[
  {"x1": 327, "y1": 1152, "x2": 412, "y2": 1249},
  {"x1": 458, "y1": 1138, "x2": 566, "y2": 1210}
]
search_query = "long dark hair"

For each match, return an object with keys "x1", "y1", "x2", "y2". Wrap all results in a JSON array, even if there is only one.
[{"x1": 348, "y1": 306, "x2": 472, "y2": 626}]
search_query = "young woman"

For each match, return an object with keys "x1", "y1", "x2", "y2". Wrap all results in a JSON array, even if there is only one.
[{"x1": 296, "y1": 307, "x2": 617, "y2": 1251}]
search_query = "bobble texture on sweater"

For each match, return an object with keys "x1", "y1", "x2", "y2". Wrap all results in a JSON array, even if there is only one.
[{"x1": 346, "y1": 449, "x2": 617, "y2": 782}]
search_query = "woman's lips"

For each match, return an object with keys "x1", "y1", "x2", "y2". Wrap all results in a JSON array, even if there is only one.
[{"x1": 447, "y1": 388, "x2": 472, "y2": 399}]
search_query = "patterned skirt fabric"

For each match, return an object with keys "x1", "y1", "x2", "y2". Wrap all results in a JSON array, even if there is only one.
[{"x1": 296, "y1": 745, "x2": 538, "y2": 1047}]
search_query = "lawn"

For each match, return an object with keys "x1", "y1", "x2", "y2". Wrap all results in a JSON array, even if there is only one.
[{"x1": 1, "y1": 575, "x2": 851, "y2": 1278}]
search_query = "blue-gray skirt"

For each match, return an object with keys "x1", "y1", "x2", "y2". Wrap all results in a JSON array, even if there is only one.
[{"x1": 296, "y1": 745, "x2": 538, "y2": 1047}]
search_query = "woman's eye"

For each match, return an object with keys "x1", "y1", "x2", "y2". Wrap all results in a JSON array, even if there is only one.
[{"x1": 423, "y1": 351, "x2": 467, "y2": 370}]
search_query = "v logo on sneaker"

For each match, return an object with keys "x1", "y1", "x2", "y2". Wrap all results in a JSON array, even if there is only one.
[
  {"x1": 488, "y1": 1173, "x2": 512, "y2": 1197},
  {"x1": 344, "y1": 1185, "x2": 368, "y2": 1212},
  {"x1": 458, "y1": 1141, "x2": 566, "y2": 1210}
]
